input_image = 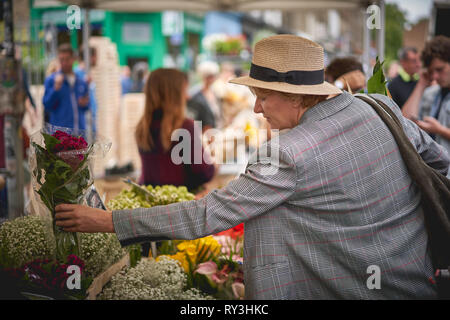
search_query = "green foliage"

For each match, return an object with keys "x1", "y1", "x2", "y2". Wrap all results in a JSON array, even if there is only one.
[
  {"x1": 107, "y1": 182, "x2": 195, "y2": 210},
  {"x1": 214, "y1": 38, "x2": 243, "y2": 56},
  {"x1": 385, "y1": 3, "x2": 408, "y2": 61},
  {"x1": 366, "y1": 57, "x2": 388, "y2": 95}
]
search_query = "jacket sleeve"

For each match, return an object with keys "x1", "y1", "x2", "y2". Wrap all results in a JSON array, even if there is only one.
[
  {"x1": 373, "y1": 94, "x2": 450, "y2": 175},
  {"x1": 112, "y1": 142, "x2": 297, "y2": 246},
  {"x1": 42, "y1": 76, "x2": 62, "y2": 112}
]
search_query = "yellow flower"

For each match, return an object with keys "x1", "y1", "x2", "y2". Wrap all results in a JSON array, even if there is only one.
[
  {"x1": 164, "y1": 236, "x2": 223, "y2": 274},
  {"x1": 158, "y1": 252, "x2": 190, "y2": 273}
]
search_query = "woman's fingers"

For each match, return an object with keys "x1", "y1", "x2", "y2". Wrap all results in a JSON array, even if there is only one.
[
  {"x1": 55, "y1": 204, "x2": 79, "y2": 212},
  {"x1": 55, "y1": 211, "x2": 77, "y2": 220},
  {"x1": 55, "y1": 218, "x2": 77, "y2": 228}
]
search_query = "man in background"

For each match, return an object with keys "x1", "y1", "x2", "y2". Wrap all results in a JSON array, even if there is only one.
[
  {"x1": 43, "y1": 43, "x2": 89, "y2": 131},
  {"x1": 402, "y1": 36, "x2": 450, "y2": 176},
  {"x1": 388, "y1": 47, "x2": 421, "y2": 108}
]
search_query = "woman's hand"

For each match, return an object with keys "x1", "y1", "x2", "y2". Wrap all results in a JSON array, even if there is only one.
[{"x1": 55, "y1": 204, "x2": 115, "y2": 233}]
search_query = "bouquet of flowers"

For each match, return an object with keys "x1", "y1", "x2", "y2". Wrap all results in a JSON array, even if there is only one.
[{"x1": 29, "y1": 124, "x2": 110, "y2": 262}]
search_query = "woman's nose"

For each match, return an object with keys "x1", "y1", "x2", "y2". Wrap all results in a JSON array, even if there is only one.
[{"x1": 253, "y1": 99, "x2": 262, "y2": 113}]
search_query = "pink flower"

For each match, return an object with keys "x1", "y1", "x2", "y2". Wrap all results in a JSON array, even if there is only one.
[
  {"x1": 194, "y1": 261, "x2": 217, "y2": 276},
  {"x1": 211, "y1": 273, "x2": 228, "y2": 284}
]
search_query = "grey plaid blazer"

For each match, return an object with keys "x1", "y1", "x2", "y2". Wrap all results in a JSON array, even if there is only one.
[{"x1": 113, "y1": 92, "x2": 450, "y2": 299}]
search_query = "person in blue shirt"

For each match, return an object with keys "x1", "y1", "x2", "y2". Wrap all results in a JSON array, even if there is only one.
[
  {"x1": 74, "y1": 46, "x2": 98, "y2": 136},
  {"x1": 120, "y1": 65, "x2": 133, "y2": 95},
  {"x1": 43, "y1": 43, "x2": 89, "y2": 132}
]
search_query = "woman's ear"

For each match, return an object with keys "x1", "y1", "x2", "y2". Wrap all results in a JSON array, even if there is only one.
[{"x1": 291, "y1": 95, "x2": 303, "y2": 109}]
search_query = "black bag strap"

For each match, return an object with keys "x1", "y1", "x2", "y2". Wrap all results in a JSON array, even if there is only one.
[{"x1": 356, "y1": 94, "x2": 450, "y2": 270}]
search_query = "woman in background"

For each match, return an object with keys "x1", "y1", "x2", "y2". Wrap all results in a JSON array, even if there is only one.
[{"x1": 135, "y1": 68, "x2": 216, "y2": 192}]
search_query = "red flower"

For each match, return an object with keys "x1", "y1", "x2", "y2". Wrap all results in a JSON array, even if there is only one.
[
  {"x1": 215, "y1": 223, "x2": 244, "y2": 239},
  {"x1": 52, "y1": 131, "x2": 88, "y2": 154},
  {"x1": 51, "y1": 131, "x2": 89, "y2": 170}
]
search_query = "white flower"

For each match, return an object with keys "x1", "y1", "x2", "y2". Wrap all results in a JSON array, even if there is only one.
[
  {"x1": 0, "y1": 215, "x2": 55, "y2": 268},
  {"x1": 97, "y1": 257, "x2": 214, "y2": 300}
]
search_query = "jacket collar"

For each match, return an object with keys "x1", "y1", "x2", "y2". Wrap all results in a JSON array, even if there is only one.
[{"x1": 298, "y1": 91, "x2": 354, "y2": 126}]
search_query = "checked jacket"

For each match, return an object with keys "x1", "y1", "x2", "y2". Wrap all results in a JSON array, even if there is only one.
[{"x1": 112, "y1": 91, "x2": 450, "y2": 299}]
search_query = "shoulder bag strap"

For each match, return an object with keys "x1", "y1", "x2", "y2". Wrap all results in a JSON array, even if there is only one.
[{"x1": 356, "y1": 94, "x2": 450, "y2": 271}]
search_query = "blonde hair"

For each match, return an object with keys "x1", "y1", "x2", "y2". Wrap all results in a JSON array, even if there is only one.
[
  {"x1": 251, "y1": 87, "x2": 327, "y2": 109},
  {"x1": 135, "y1": 68, "x2": 187, "y2": 152}
]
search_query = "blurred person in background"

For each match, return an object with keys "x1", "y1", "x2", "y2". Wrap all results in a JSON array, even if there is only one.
[
  {"x1": 45, "y1": 58, "x2": 60, "y2": 77},
  {"x1": 388, "y1": 47, "x2": 421, "y2": 109},
  {"x1": 212, "y1": 61, "x2": 236, "y2": 101},
  {"x1": 42, "y1": 43, "x2": 89, "y2": 131},
  {"x1": 402, "y1": 35, "x2": 450, "y2": 169},
  {"x1": 187, "y1": 61, "x2": 221, "y2": 132},
  {"x1": 135, "y1": 68, "x2": 215, "y2": 191},
  {"x1": 75, "y1": 46, "x2": 98, "y2": 137},
  {"x1": 212, "y1": 62, "x2": 255, "y2": 128},
  {"x1": 130, "y1": 62, "x2": 148, "y2": 93},
  {"x1": 325, "y1": 57, "x2": 366, "y2": 93},
  {"x1": 43, "y1": 58, "x2": 60, "y2": 125},
  {"x1": 135, "y1": 68, "x2": 216, "y2": 257},
  {"x1": 120, "y1": 65, "x2": 133, "y2": 95},
  {"x1": 387, "y1": 61, "x2": 400, "y2": 80}
]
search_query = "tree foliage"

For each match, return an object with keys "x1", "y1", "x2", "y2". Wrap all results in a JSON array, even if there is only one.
[{"x1": 384, "y1": 3, "x2": 408, "y2": 61}]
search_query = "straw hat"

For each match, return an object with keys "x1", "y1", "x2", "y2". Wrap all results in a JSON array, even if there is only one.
[{"x1": 230, "y1": 34, "x2": 342, "y2": 95}]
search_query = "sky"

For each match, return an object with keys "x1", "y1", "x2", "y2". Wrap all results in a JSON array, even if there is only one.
[{"x1": 386, "y1": 0, "x2": 433, "y2": 23}]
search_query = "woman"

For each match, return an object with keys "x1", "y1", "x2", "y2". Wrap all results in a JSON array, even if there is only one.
[
  {"x1": 187, "y1": 60, "x2": 221, "y2": 132},
  {"x1": 135, "y1": 68, "x2": 215, "y2": 191},
  {"x1": 325, "y1": 57, "x2": 366, "y2": 93},
  {"x1": 56, "y1": 35, "x2": 449, "y2": 299}
]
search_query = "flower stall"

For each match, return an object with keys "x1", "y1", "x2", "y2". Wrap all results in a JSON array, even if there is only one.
[
  {"x1": 104, "y1": 181, "x2": 245, "y2": 300},
  {"x1": 0, "y1": 123, "x2": 244, "y2": 300}
]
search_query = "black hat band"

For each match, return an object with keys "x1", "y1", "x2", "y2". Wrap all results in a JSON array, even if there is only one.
[{"x1": 250, "y1": 63, "x2": 324, "y2": 85}]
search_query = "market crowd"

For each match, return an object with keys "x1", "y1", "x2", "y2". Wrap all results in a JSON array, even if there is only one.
[{"x1": 21, "y1": 33, "x2": 450, "y2": 299}]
